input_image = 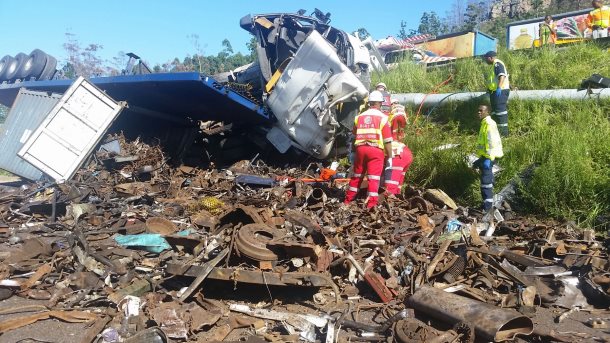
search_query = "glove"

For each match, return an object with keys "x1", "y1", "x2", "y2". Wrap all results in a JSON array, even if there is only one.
[
  {"x1": 482, "y1": 158, "x2": 492, "y2": 170},
  {"x1": 472, "y1": 157, "x2": 483, "y2": 169},
  {"x1": 495, "y1": 88, "x2": 501, "y2": 97}
]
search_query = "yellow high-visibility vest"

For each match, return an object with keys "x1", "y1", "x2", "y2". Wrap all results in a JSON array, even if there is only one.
[
  {"x1": 486, "y1": 59, "x2": 510, "y2": 92},
  {"x1": 354, "y1": 109, "x2": 390, "y2": 149},
  {"x1": 588, "y1": 6, "x2": 610, "y2": 28},
  {"x1": 476, "y1": 116, "x2": 504, "y2": 160}
]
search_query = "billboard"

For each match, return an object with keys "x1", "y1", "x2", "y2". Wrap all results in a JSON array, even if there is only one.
[
  {"x1": 507, "y1": 9, "x2": 591, "y2": 50},
  {"x1": 415, "y1": 31, "x2": 497, "y2": 58}
]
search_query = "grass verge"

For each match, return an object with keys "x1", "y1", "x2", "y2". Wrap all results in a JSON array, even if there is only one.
[{"x1": 378, "y1": 43, "x2": 610, "y2": 228}]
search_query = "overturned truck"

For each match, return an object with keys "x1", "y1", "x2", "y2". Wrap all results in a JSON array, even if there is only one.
[{"x1": 0, "y1": 11, "x2": 377, "y2": 182}]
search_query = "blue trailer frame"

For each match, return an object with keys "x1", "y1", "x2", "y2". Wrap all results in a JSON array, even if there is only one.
[{"x1": 0, "y1": 72, "x2": 271, "y2": 124}]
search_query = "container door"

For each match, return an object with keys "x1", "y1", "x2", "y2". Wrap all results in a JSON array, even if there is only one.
[{"x1": 18, "y1": 76, "x2": 124, "y2": 181}]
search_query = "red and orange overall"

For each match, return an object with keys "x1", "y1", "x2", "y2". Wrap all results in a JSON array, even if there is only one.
[
  {"x1": 384, "y1": 107, "x2": 412, "y2": 195},
  {"x1": 345, "y1": 108, "x2": 392, "y2": 208}
]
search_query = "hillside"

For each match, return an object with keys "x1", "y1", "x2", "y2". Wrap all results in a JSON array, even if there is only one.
[{"x1": 376, "y1": 43, "x2": 610, "y2": 229}]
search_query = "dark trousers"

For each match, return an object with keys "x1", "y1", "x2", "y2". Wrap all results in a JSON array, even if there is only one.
[
  {"x1": 489, "y1": 89, "x2": 510, "y2": 136},
  {"x1": 474, "y1": 157, "x2": 494, "y2": 211}
]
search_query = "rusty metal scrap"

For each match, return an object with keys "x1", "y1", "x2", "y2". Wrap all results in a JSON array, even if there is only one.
[{"x1": 0, "y1": 134, "x2": 609, "y2": 342}]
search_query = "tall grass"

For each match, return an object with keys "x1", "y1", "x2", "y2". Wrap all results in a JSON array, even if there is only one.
[
  {"x1": 380, "y1": 44, "x2": 610, "y2": 228},
  {"x1": 376, "y1": 42, "x2": 610, "y2": 93}
]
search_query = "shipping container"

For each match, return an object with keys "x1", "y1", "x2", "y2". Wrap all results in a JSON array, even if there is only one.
[{"x1": 415, "y1": 30, "x2": 498, "y2": 58}]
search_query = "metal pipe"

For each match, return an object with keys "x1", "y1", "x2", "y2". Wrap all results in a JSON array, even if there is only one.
[
  {"x1": 407, "y1": 285, "x2": 533, "y2": 342},
  {"x1": 310, "y1": 188, "x2": 326, "y2": 202},
  {"x1": 395, "y1": 88, "x2": 610, "y2": 107}
]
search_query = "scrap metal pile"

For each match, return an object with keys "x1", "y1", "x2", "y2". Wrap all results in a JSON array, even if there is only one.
[{"x1": 0, "y1": 135, "x2": 610, "y2": 343}]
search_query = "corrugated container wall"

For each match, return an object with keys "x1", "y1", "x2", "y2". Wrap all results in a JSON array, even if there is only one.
[{"x1": 0, "y1": 89, "x2": 61, "y2": 180}]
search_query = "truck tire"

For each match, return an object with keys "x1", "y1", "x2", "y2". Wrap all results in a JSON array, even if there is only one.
[
  {"x1": 38, "y1": 55, "x2": 57, "y2": 80},
  {"x1": 3, "y1": 54, "x2": 23, "y2": 82},
  {"x1": 0, "y1": 55, "x2": 13, "y2": 81},
  {"x1": 27, "y1": 49, "x2": 48, "y2": 80},
  {"x1": 11, "y1": 53, "x2": 29, "y2": 80}
]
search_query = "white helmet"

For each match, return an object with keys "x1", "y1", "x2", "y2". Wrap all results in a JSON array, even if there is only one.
[
  {"x1": 376, "y1": 82, "x2": 387, "y2": 90},
  {"x1": 368, "y1": 90, "x2": 384, "y2": 102}
]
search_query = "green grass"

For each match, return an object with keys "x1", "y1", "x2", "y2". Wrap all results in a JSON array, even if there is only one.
[
  {"x1": 378, "y1": 44, "x2": 610, "y2": 229},
  {"x1": 376, "y1": 42, "x2": 610, "y2": 93}
]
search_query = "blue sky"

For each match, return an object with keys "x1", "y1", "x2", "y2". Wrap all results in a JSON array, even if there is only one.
[{"x1": 0, "y1": 0, "x2": 454, "y2": 67}]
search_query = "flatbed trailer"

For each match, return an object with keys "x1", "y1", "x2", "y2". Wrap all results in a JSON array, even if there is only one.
[{"x1": 0, "y1": 72, "x2": 270, "y2": 124}]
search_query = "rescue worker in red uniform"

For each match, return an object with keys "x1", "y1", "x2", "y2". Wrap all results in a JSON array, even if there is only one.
[
  {"x1": 384, "y1": 99, "x2": 413, "y2": 195},
  {"x1": 389, "y1": 97, "x2": 407, "y2": 135},
  {"x1": 375, "y1": 82, "x2": 392, "y2": 116},
  {"x1": 345, "y1": 91, "x2": 393, "y2": 208}
]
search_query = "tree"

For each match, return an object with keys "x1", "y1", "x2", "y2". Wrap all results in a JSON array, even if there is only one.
[
  {"x1": 445, "y1": 0, "x2": 466, "y2": 31},
  {"x1": 397, "y1": 20, "x2": 417, "y2": 39},
  {"x1": 398, "y1": 20, "x2": 409, "y2": 39},
  {"x1": 63, "y1": 32, "x2": 106, "y2": 77},
  {"x1": 221, "y1": 39, "x2": 234, "y2": 54},
  {"x1": 356, "y1": 28, "x2": 370, "y2": 41},
  {"x1": 418, "y1": 11, "x2": 445, "y2": 36},
  {"x1": 246, "y1": 37, "x2": 258, "y2": 60},
  {"x1": 462, "y1": 1, "x2": 489, "y2": 31},
  {"x1": 110, "y1": 51, "x2": 127, "y2": 76},
  {"x1": 188, "y1": 34, "x2": 207, "y2": 73}
]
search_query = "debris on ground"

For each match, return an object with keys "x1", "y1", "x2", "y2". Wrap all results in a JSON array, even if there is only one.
[{"x1": 1, "y1": 134, "x2": 609, "y2": 342}]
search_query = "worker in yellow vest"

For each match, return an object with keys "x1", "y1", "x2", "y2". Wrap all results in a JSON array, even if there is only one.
[
  {"x1": 483, "y1": 51, "x2": 510, "y2": 137},
  {"x1": 539, "y1": 15, "x2": 557, "y2": 46},
  {"x1": 345, "y1": 91, "x2": 393, "y2": 208},
  {"x1": 587, "y1": 0, "x2": 610, "y2": 39},
  {"x1": 473, "y1": 105, "x2": 503, "y2": 211}
]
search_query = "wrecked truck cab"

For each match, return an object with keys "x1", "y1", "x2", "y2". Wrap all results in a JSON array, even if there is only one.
[
  {"x1": 241, "y1": 12, "x2": 370, "y2": 158},
  {"x1": 266, "y1": 31, "x2": 368, "y2": 158}
]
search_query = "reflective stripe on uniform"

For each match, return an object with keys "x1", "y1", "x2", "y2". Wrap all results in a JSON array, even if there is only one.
[
  {"x1": 385, "y1": 180, "x2": 400, "y2": 185},
  {"x1": 498, "y1": 123, "x2": 508, "y2": 127},
  {"x1": 348, "y1": 187, "x2": 359, "y2": 192},
  {"x1": 368, "y1": 175, "x2": 381, "y2": 180},
  {"x1": 368, "y1": 192, "x2": 379, "y2": 197},
  {"x1": 481, "y1": 183, "x2": 493, "y2": 189},
  {"x1": 352, "y1": 173, "x2": 362, "y2": 177},
  {"x1": 495, "y1": 111, "x2": 508, "y2": 116},
  {"x1": 484, "y1": 198, "x2": 494, "y2": 203},
  {"x1": 357, "y1": 128, "x2": 381, "y2": 134}
]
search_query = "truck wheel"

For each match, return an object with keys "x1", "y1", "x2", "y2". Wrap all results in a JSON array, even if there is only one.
[
  {"x1": 38, "y1": 55, "x2": 57, "y2": 80},
  {"x1": 27, "y1": 49, "x2": 48, "y2": 80},
  {"x1": 11, "y1": 53, "x2": 29, "y2": 81},
  {"x1": 3, "y1": 54, "x2": 24, "y2": 81},
  {"x1": 0, "y1": 55, "x2": 13, "y2": 81}
]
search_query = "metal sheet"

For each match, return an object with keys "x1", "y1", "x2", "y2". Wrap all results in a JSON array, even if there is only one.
[
  {"x1": 0, "y1": 89, "x2": 61, "y2": 180},
  {"x1": 18, "y1": 77, "x2": 124, "y2": 181}
]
